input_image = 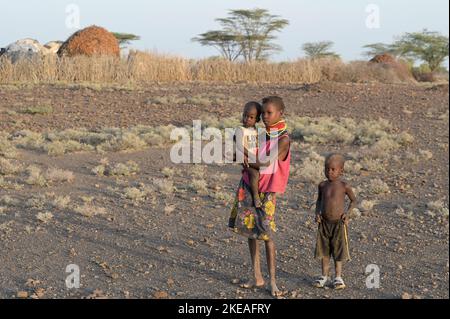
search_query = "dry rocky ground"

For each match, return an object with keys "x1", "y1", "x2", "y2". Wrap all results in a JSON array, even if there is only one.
[{"x1": 0, "y1": 81, "x2": 448, "y2": 299}]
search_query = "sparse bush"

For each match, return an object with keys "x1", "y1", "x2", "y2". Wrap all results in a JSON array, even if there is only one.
[
  {"x1": 0, "y1": 132, "x2": 18, "y2": 159},
  {"x1": 45, "y1": 168, "x2": 75, "y2": 183},
  {"x1": 93, "y1": 159, "x2": 140, "y2": 177},
  {"x1": 161, "y1": 167, "x2": 176, "y2": 178},
  {"x1": 211, "y1": 172, "x2": 229, "y2": 184},
  {"x1": 36, "y1": 211, "x2": 53, "y2": 223},
  {"x1": 0, "y1": 176, "x2": 23, "y2": 190},
  {"x1": 97, "y1": 132, "x2": 147, "y2": 153},
  {"x1": 110, "y1": 161, "x2": 140, "y2": 176},
  {"x1": 288, "y1": 117, "x2": 355, "y2": 144},
  {"x1": 210, "y1": 191, "x2": 233, "y2": 203},
  {"x1": 51, "y1": 196, "x2": 71, "y2": 209},
  {"x1": 74, "y1": 203, "x2": 107, "y2": 217},
  {"x1": 124, "y1": 187, "x2": 147, "y2": 203},
  {"x1": 438, "y1": 110, "x2": 449, "y2": 121},
  {"x1": 360, "y1": 158, "x2": 386, "y2": 172},
  {"x1": 191, "y1": 179, "x2": 208, "y2": 194},
  {"x1": 363, "y1": 137, "x2": 400, "y2": 159},
  {"x1": 153, "y1": 178, "x2": 174, "y2": 195},
  {"x1": 15, "y1": 130, "x2": 45, "y2": 152},
  {"x1": 426, "y1": 199, "x2": 449, "y2": 218},
  {"x1": 25, "y1": 165, "x2": 47, "y2": 187},
  {"x1": 20, "y1": 105, "x2": 53, "y2": 115},
  {"x1": 92, "y1": 164, "x2": 106, "y2": 176},
  {"x1": 0, "y1": 195, "x2": 19, "y2": 206},
  {"x1": 191, "y1": 165, "x2": 206, "y2": 179},
  {"x1": 45, "y1": 140, "x2": 94, "y2": 156},
  {"x1": 344, "y1": 160, "x2": 362, "y2": 176},
  {"x1": 25, "y1": 194, "x2": 47, "y2": 210},
  {"x1": 396, "y1": 132, "x2": 414, "y2": 146},
  {"x1": 296, "y1": 151, "x2": 325, "y2": 184},
  {"x1": 359, "y1": 199, "x2": 377, "y2": 212},
  {"x1": 0, "y1": 158, "x2": 21, "y2": 175},
  {"x1": 367, "y1": 178, "x2": 390, "y2": 195},
  {"x1": 405, "y1": 149, "x2": 433, "y2": 163}
]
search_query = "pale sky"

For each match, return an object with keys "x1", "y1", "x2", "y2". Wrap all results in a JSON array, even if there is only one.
[{"x1": 1, "y1": 0, "x2": 448, "y2": 63}]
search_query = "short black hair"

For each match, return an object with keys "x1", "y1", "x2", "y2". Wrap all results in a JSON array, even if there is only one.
[
  {"x1": 325, "y1": 153, "x2": 345, "y2": 168},
  {"x1": 244, "y1": 101, "x2": 262, "y2": 122},
  {"x1": 262, "y1": 96, "x2": 285, "y2": 112}
]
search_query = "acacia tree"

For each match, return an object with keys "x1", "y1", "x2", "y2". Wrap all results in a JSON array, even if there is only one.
[
  {"x1": 392, "y1": 29, "x2": 449, "y2": 72},
  {"x1": 192, "y1": 31, "x2": 242, "y2": 61},
  {"x1": 113, "y1": 32, "x2": 141, "y2": 49},
  {"x1": 193, "y1": 8, "x2": 289, "y2": 62},
  {"x1": 362, "y1": 30, "x2": 449, "y2": 72},
  {"x1": 362, "y1": 42, "x2": 398, "y2": 58},
  {"x1": 302, "y1": 41, "x2": 340, "y2": 59}
]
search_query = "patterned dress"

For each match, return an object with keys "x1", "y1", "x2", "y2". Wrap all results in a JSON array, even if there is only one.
[
  {"x1": 228, "y1": 178, "x2": 277, "y2": 241},
  {"x1": 228, "y1": 121, "x2": 290, "y2": 241}
]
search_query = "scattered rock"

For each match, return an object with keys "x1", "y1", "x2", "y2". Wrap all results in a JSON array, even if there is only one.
[
  {"x1": 186, "y1": 239, "x2": 195, "y2": 246},
  {"x1": 153, "y1": 291, "x2": 169, "y2": 299},
  {"x1": 401, "y1": 292, "x2": 412, "y2": 299},
  {"x1": 86, "y1": 289, "x2": 106, "y2": 299},
  {"x1": 25, "y1": 278, "x2": 41, "y2": 287},
  {"x1": 17, "y1": 291, "x2": 28, "y2": 298},
  {"x1": 31, "y1": 288, "x2": 45, "y2": 299}
]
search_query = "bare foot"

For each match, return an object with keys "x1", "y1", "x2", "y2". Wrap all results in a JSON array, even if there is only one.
[
  {"x1": 270, "y1": 283, "x2": 283, "y2": 298},
  {"x1": 241, "y1": 278, "x2": 265, "y2": 289}
]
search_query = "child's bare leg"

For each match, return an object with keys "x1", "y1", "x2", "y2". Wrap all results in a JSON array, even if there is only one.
[
  {"x1": 242, "y1": 238, "x2": 265, "y2": 288},
  {"x1": 333, "y1": 259, "x2": 346, "y2": 289},
  {"x1": 322, "y1": 256, "x2": 331, "y2": 277},
  {"x1": 265, "y1": 239, "x2": 281, "y2": 297},
  {"x1": 247, "y1": 167, "x2": 261, "y2": 208},
  {"x1": 335, "y1": 261, "x2": 343, "y2": 278}
]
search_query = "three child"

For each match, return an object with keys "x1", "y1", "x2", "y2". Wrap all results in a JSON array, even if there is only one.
[{"x1": 228, "y1": 98, "x2": 356, "y2": 294}]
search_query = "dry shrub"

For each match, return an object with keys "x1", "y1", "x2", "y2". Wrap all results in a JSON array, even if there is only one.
[
  {"x1": 294, "y1": 151, "x2": 325, "y2": 184},
  {"x1": 331, "y1": 61, "x2": 400, "y2": 83},
  {"x1": 45, "y1": 168, "x2": 75, "y2": 183},
  {"x1": 0, "y1": 132, "x2": 18, "y2": 158},
  {"x1": 0, "y1": 158, "x2": 21, "y2": 175}
]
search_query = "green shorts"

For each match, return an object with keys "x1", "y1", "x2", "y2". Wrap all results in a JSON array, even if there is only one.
[{"x1": 314, "y1": 219, "x2": 350, "y2": 262}]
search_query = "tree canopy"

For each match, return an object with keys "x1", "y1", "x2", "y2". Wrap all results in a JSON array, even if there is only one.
[
  {"x1": 192, "y1": 8, "x2": 289, "y2": 62},
  {"x1": 302, "y1": 41, "x2": 340, "y2": 59}
]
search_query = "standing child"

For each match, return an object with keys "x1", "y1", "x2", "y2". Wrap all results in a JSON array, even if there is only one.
[
  {"x1": 313, "y1": 153, "x2": 356, "y2": 290},
  {"x1": 228, "y1": 96, "x2": 291, "y2": 297}
]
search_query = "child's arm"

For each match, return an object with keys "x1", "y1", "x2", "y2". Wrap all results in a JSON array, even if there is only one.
[
  {"x1": 315, "y1": 182, "x2": 324, "y2": 223},
  {"x1": 246, "y1": 136, "x2": 289, "y2": 170},
  {"x1": 343, "y1": 182, "x2": 357, "y2": 224}
]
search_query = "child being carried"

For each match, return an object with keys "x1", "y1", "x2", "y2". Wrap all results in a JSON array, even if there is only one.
[{"x1": 235, "y1": 101, "x2": 263, "y2": 208}]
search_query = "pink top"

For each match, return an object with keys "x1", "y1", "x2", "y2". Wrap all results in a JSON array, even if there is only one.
[{"x1": 243, "y1": 135, "x2": 291, "y2": 194}]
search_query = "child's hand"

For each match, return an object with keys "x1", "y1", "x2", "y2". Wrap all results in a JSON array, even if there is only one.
[
  {"x1": 315, "y1": 214, "x2": 322, "y2": 224},
  {"x1": 243, "y1": 155, "x2": 249, "y2": 168},
  {"x1": 341, "y1": 214, "x2": 349, "y2": 225}
]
